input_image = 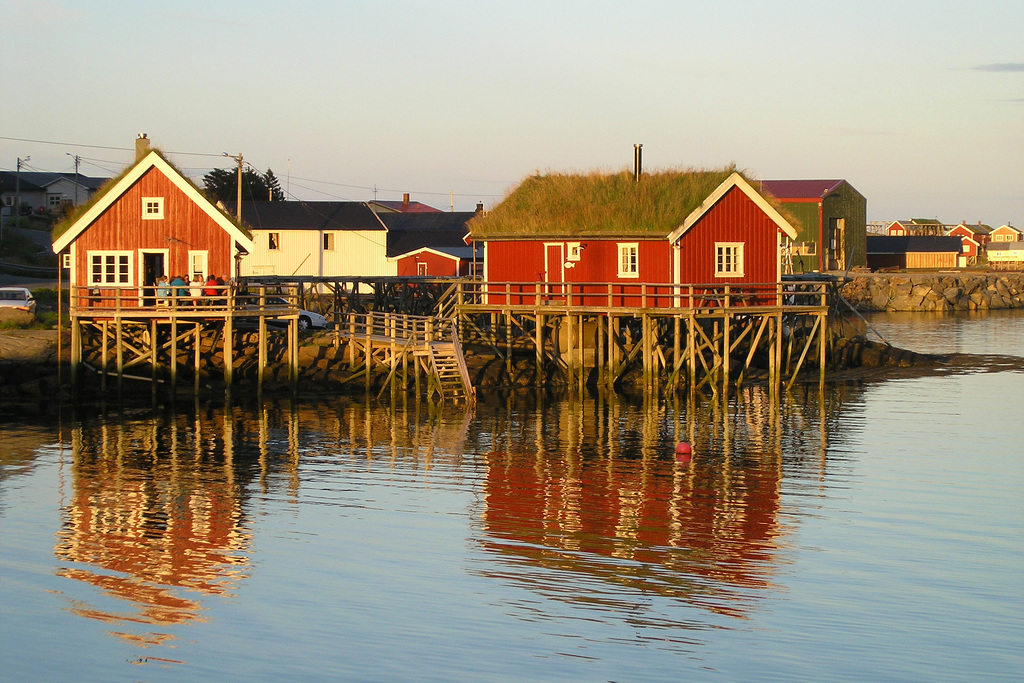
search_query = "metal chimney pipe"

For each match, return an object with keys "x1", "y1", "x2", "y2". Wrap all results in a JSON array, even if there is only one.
[{"x1": 633, "y1": 144, "x2": 642, "y2": 182}]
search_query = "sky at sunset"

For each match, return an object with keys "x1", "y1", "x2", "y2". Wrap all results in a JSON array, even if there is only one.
[{"x1": 2, "y1": 0, "x2": 1021, "y2": 224}]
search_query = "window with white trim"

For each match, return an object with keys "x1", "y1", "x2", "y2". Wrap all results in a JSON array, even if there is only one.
[
  {"x1": 715, "y1": 242, "x2": 744, "y2": 277},
  {"x1": 269, "y1": 232, "x2": 280, "y2": 250},
  {"x1": 189, "y1": 251, "x2": 209, "y2": 280},
  {"x1": 142, "y1": 197, "x2": 164, "y2": 220},
  {"x1": 617, "y1": 243, "x2": 639, "y2": 278},
  {"x1": 89, "y1": 251, "x2": 133, "y2": 286}
]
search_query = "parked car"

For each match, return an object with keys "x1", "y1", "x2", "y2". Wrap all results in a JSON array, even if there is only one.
[
  {"x1": 0, "y1": 287, "x2": 36, "y2": 314},
  {"x1": 237, "y1": 294, "x2": 327, "y2": 332}
]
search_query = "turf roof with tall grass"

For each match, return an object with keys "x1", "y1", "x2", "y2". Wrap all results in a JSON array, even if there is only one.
[{"x1": 468, "y1": 166, "x2": 771, "y2": 239}]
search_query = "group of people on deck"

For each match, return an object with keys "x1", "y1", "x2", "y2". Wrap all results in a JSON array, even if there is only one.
[{"x1": 154, "y1": 274, "x2": 231, "y2": 307}]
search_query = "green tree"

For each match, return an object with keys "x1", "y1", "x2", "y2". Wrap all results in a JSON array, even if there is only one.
[
  {"x1": 264, "y1": 168, "x2": 285, "y2": 201},
  {"x1": 203, "y1": 167, "x2": 284, "y2": 203}
]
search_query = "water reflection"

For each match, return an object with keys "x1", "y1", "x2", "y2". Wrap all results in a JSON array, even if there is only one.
[
  {"x1": 474, "y1": 386, "x2": 852, "y2": 621},
  {"x1": 45, "y1": 385, "x2": 858, "y2": 656},
  {"x1": 54, "y1": 405, "x2": 254, "y2": 648}
]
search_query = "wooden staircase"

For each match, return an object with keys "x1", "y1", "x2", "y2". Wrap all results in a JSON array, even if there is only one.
[{"x1": 426, "y1": 322, "x2": 475, "y2": 403}]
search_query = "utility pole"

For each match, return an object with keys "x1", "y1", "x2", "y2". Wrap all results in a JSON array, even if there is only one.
[
  {"x1": 10, "y1": 156, "x2": 29, "y2": 240},
  {"x1": 66, "y1": 153, "x2": 81, "y2": 205}
]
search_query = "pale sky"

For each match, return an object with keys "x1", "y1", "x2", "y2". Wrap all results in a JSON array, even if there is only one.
[{"x1": 2, "y1": 0, "x2": 1021, "y2": 224}]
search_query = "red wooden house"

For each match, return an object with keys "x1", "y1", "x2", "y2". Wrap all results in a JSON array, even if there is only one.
[
  {"x1": 52, "y1": 142, "x2": 254, "y2": 307},
  {"x1": 468, "y1": 169, "x2": 798, "y2": 306}
]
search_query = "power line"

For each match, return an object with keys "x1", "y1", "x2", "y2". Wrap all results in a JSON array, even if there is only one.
[{"x1": 1, "y1": 134, "x2": 504, "y2": 200}]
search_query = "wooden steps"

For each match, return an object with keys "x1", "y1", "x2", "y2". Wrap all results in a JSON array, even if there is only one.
[{"x1": 427, "y1": 340, "x2": 473, "y2": 403}]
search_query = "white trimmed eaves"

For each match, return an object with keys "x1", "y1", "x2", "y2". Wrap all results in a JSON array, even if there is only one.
[
  {"x1": 668, "y1": 172, "x2": 798, "y2": 243},
  {"x1": 396, "y1": 246, "x2": 460, "y2": 262},
  {"x1": 53, "y1": 151, "x2": 255, "y2": 253}
]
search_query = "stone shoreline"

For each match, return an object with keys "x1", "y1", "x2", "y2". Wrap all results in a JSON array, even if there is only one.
[{"x1": 840, "y1": 272, "x2": 1024, "y2": 312}]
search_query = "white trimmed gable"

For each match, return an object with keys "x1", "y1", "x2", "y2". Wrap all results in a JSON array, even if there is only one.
[
  {"x1": 53, "y1": 151, "x2": 254, "y2": 254},
  {"x1": 667, "y1": 172, "x2": 798, "y2": 243}
]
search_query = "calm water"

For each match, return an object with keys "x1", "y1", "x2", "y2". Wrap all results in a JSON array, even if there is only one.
[{"x1": 1, "y1": 312, "x2": 1022, "y2": 682}]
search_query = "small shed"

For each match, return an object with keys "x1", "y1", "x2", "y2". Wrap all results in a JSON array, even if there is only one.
[
  {"x1": 759, "y1": 179, "x2": 867, "y2": 272},
  {"x1": 52, "y1": 145, "x2": 253, "y2": 305},
  {"x1": 866, "y1": 236, "x2": 962, "y2": 270}
]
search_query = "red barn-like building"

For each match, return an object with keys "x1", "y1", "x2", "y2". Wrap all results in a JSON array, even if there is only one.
[
  {"x1": 469, "y1": 170, "x2": 798, "y2": 305},
  {"x1": 53, "y1": 143, "x2": 253, "y2": 306}
]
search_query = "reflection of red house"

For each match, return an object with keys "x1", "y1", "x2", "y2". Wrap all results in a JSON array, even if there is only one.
[
  {"x1": 53, "y1": 420, "x2": 251, "y2": 642},
  {"x1": 482, "y1": 450, "x2": 783, "y2": 615},
  {"x1": 470, "y1": 170, "x2": 798, "y2": 306},
  {"x1": 52, "y1": 136, "x2": 254, "y2": 304}
]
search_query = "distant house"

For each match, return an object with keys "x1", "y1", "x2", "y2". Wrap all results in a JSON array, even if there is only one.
[
  {"x1": 865, "y1": 236, "x2": 962, "y2": 270},
  {"x1": 989, "y1": 224, "x2": 1023, "y2": 243},
  {"x1": 52, "y1": 142, "x2": 253, "y2": 304},
  {"x1": 948, "y1": 222, "x2": 992, "y2": 248},
  {"x1": 469, "y1": 169, "x2": 798, "y2": 304},
  {"x1": 368, "y1": 193, "x2": 443, "y2": 214},
  {"x1": 986, "y1": 242, "x2": 1024, "y2": 270},
  {"x1": 886, "y1": 218, "x2": 950, "y2": 237},
  {"x1": 759, "y1": 179, "x2": 866, "y2": 272},
  {"x1": 379, "y1": 211, "x2": 480, "y2": 277},
  {"x1": 227, "y1": 201, "x2": 389, "y2": 278},
  {"x1": 0, "y1": 170, "x2": 108, "y2": 216}
]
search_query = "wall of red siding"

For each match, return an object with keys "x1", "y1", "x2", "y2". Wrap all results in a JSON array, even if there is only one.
[
  {"x1": 72, "y1": 167, "x2": 236, "y2": 291},
  {"x1": 677, "y1": 186, "x2": 780, "y2": 284},
  {"x1": 396, "y1": 251, "x2": 460, "y2": 277}
]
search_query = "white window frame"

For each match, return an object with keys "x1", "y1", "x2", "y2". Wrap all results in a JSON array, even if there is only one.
[
  {"x1": 617, "y1": 242, "x2": 639, "y2": 278},
  {"x1": 567, "y1": 241, "x2": 582, "y2": 262},
  {"x1": 188, "y1": 251, "x2": 209, "y2": 280},
  {"x1": 142, "y1": 197, "x2": 164, "y2": 220},
  {"x1": 47, "y1": 193, "x2": 64, "y2": 210},
  {"x1": 417, "y1": 261, "x2": 428, "y2": 276},
  {"x1": 269, "y1": 232, "x2": 280, "y2": 250},
  {"x1": 88, "y1": 251, "x2": 133, "y2": 286},
  {"x1": 715, "y1": 242, "x2": 745, "y2": 277}
]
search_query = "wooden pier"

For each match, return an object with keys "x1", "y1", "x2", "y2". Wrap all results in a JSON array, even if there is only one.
[
  {"x1": 65, "y1": 285, "x2": 301, "y2": 394},
  {"x1": 65, "y1": 276, "x2": 835, "y2": 400}
]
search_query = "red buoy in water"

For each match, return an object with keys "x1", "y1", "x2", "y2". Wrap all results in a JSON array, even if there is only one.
[{"x1": 674, "y1": 441, "x2": 692, "y2": 463}]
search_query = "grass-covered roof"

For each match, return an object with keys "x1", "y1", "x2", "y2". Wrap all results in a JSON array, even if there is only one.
[{"x1": 469, "y1": 166, "x2": 778, "y2": 239}]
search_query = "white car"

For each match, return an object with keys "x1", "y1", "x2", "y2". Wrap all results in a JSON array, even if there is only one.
[
  {"x1": 240, "y1": 295, "x2": 327, "y2": 332},
  {"x1": 0, "y1": 287, "x2": 36, "y2": 314}
]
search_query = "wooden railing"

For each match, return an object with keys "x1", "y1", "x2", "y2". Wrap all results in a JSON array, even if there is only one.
[
  {"x1": 67, "y1": 285, "x2": 303, "y2": 318},
  {"x1": 450, "y1": 280, "x2": 830, "y2": 311},
  {"x1": 336, "y1": 311, "x2": 453, "y2": 346}
]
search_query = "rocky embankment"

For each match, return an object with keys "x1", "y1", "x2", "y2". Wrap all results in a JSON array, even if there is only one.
[{"x1": 840, "y1": 272, "x2": 1024, "y2": 312}]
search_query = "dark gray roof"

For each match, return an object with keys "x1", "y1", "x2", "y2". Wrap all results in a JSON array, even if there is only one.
[
  {"x1": 986, "y1": 242, "x2": 1024, "y2": 252},
  {"x1": 225, "y1": 201, "x2": 385, "y2": 232},
  {"x1": 394, "y1": 245, "x2": 481, "y2": 260},
  {"x1": 866, "y1": 235, "x2": 962, "y2": 254},
  {"x1": 379, "y1": 211, "x2": 475, "y2": 258},
  {"x1": 0, "y1": 171, "x2": 108, "y2": 192}
]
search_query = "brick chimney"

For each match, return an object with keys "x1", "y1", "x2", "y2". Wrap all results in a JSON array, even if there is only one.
[
  {"x1": 135, "y1": 133, "x2": 150, "y2": 160},
  {"x1": 476, "y1": 202, "x2": 484, "y2": 214},
  {"x1": 403, "y1": 193, "x2": 410, "y2": 207}
]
